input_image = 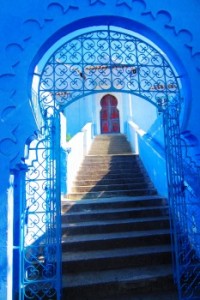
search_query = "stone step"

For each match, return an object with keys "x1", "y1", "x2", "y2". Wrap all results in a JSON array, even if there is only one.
[
  {"x1": 79, "y1": 161, "x2": 142, "y2": 169},
  {"x1": 89, "y1": 140, "x2": 132, "y2": 146},
  {"x1": 62, "y1": 204, "x2": 167, "y2": 222},
  {"x1": 71, "y1": 182, "x2": 153, "y2": 193},
  {"x1": 88, "y1": 136, "x2": 132, "y2": 142},
  {"x1": 84, "y1": 154, "x2": 138, "y2": 162},
  {"x1": 62, "y1": 215, "x2": 169, "y2": 235},
  {"x1": 62, "y1": 244, "x2": 172, "y2": 272},
  {"x1": 75, "y1": 171, "x2": 147, "y2": 180},
  {"x1": 89, "y1": 146, "x2": 132, "y2": 150},
  {"x1": 72, "y1": 176, "x2": 150, "y2": 186},
  {"x1": 95, "y1": 291, "x2": 178, "y2": 300},
  {"x1": 62, "y1": 264, "x2": 175, "y2": 299},
  {"x1": 94, "y1": 290, "x2": 178, "y2": 300},
  {"x1": 88, "y1": 150, "x2": 133, "y2": 155},
  {"x1": 92, "y1": 134, "x2": 128, "y2": 140},
  {"x1": 61, "y1": 195, "x2": 168, "y2": 212},
  {"x1": 89, "y1": 142, "x2": 132, "y2": 147},
  {"x1": 62, "y1": 229, "x2": 170, "y2": 251},
  {"x1": 62, "y1": 134, "x2": 177, "y2": 298},
  {"x1": 66, "y1": 188, "x2": 157, "y2": 200},
  {"x1": 78, "y1": 166, "x2": 143, "y2": 174},
  {"x1": 89, "y1": 141, "x2": 130, "y2": 144},
  {"x1": 88, "y1": 135, "x2": 133, "y2": 155}
]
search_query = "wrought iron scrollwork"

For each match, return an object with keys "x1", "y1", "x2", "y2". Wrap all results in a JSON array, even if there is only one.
[
  {"x1": 39, "y1": 28, "x2": 180, "y2": 112},
  {"x1": 34, "y1": 25, "x2": 200, "y2": 300},
  {"x1": 21, "y1": 113, "x2": 61, "y2": 299}
]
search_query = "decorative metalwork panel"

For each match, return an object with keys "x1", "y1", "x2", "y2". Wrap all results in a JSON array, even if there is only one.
[
  {"x1": 39, "y1": 27, "x2": 180, "y2": 113},
  {"x1": 35, "y1": 26, "x2": 200, "y2": 299},
  {"x1": 177, "y1": 141, "x2": 200, "y2": 299},
  {"x1": 20, "y1": 112, "x2": 61, "y2": 299},
  {"x1": 163, "y1": 102, "x2": 200, "y2": 300}
]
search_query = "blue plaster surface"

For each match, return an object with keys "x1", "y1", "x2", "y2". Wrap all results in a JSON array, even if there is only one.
[
  {"x1": 138, "y1": 134, "x2": 168, "y2": 197},
  {"x1": 64, "y1": 96, "x2": 93, "y2": 138},
  {"x1": 0, "y1": 1, "x2": 200, "y2": 298}
]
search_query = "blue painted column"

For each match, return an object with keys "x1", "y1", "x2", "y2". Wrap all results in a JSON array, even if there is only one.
[
  {"x1": 12, "y1": 164, "x2": 28, "y2": 299},
  {"x1": 0, "y1": 156, "x2": 10, "y2": 300}
]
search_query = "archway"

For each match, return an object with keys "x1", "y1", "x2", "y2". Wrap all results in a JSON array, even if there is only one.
[
  {"x1": 21, "y1": 25, "x2": 184, "y2": 299},
  {"x1": 100, "y1": 94, "x2": 120, "y2": 134}
]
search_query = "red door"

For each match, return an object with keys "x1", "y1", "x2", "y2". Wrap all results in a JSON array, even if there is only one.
[{"x1": 100, "y1": 94, "x2": 120, "y2": 134}]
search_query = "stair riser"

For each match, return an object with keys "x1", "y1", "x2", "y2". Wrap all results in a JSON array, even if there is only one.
[
  {"x1": 63, "y1": 251, "x2": 172, "y2": 273},
  {"x1": 62, "y1": 219, "x2": 170, "y2": 235},
  {"x1": 62, "y1": 208, "x2": 167, "y2": 223},
  {"x1": 89, "y1": 147, "x2": 132, "y2": 152},
  {"x1": 62, "y1": 135, "x2": 177, "y2": 299},
  {"x1": 62, "y1": 199, "x2": 167, "y2": 213},
  {"x1": 71, "y1": 183, "x2": 152, "y2": 193},
  {"x1": 84, "y1": 156, "x2": 138, "y2": 163},
  {"x1": 63, "y1": 274, "x2": 175, "y2": 300},
  {"x1": 67, "y1": 189, "x2": 157, "y2": 200},
  {"x1": 62, "y1": 234, "x2": 171, "y2": 251},
  {"x1": 78, "y1": 166, "x2": 142, "y2": 173},
  {"x1": 73, "y1": 177, "x2": 148, "y2": 186},
  {"x1": 89, "y1": 141, "x2": 132, "y2": 145},
  {"x1": 80, "y1": 162, "x2": 142, "y2": 168},
  {"x1": 88, "y1": 151, "x2": 132, "y2": 155},
  {"x1": 89, "y1": 144, "x2": 132, "y2": 148},
  {"x1": 76, "y1": 171, "x2": 145, "y2": 178},
  {"x1": 75, "y1": 173, "x2": 147, "y2": 181}
]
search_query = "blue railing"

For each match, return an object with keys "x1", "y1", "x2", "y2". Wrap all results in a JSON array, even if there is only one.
[
  {"x1": 177, "y1": 141, "x2": 200, "y2": 299},
  {"x1": 126, "y1": 120, "x2": 200, "y2": 299},
  {"x1": 19, "y1": 112, "x2": 62, "y2": 300}
]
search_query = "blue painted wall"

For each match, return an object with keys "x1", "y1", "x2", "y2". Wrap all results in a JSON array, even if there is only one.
[
  {"x1": 1, "y1": 1, "x2": 200, "y2": 298},
  {"x1": 64, "y1": 96, "x2": 93, "y2": 138}
]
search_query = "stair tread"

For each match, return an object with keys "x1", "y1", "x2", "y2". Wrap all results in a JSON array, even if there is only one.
[
  {"x1": 63, "y1": 264, "x2": 173, "y2": 288},
  {"x1": 67, "y1": 188, "x2": 156, "y2": 195},
  {"x1": 62, "y1": 228, "x2": 170, "y2": 243},
  {"x1": 62, "y1": 135, "x2": 175, "y2": 298},
  {"x1": 62, "y1": 244, "x2": 171, "y2": 262},
  {"x1": 73, "y1": 178, "x2": 148, "y2": 183},
  {"x1": 87, "y1": 153, "x2": 136, "y2": 156},
  {"x1": 71, "y1": 182, "x2": 150, "y2": 188},
  {"x1": 78, "y1": 170, "x2": 141, "y2": 173},
  {"x1": 62, "y1": 215, "x2": 169, "y2": 228},
  {"x1": 96, "y1": 291, "x2": 178, "y2": 300},
  {"x1": 79, "y1": 165, "x2": 141, "y2": 169},
  {"x1": 62, "y1": 205, "x2": 167, "y2": 216},
  {"x1": 62, "y1": 195, "x2": 165, "y2": 204}
]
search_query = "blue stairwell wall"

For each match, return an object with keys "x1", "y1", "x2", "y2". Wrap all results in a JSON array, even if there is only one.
[
  {"x1": 127, "y1": 118, "x2": 168, "y2": 198},
  {"x1": 1, "y1": 1, "x2": 200, "y2": 298}
]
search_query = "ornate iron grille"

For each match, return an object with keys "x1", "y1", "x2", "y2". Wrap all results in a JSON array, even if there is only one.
[
  {"x1": 39, "y1": 27, "x2": 180, "y2": 113},
  {"x1": 33, "y1": 26, "x2": 200, "y2": 299},
  {"x1": 163, "y1": 99, "x2": 200, "y2": 299},
  {"x1": 20, "y1": 111, "x2": 61, "y2": 299}
]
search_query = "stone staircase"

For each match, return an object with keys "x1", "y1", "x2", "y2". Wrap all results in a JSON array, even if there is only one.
[
  {"x1": 62, "y1": 134, "x2": 178, "y2": 299},
  {"x1": 66, "y1": 134, "x2": 157, "y2": 200}
]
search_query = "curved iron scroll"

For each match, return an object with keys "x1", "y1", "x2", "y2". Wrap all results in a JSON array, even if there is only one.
[
  {"x1": 39, "y1": 27, "x2": 180, "y2": 113},
  {"x1": 163, "y1": 103, "x2": 200, "y2": 300},
  {"x1": 21, "y1": 112, "x2": 61, "y2": 299},
  {"x1": 36, "y1": 26, "x2": 200, "y2": 300}
]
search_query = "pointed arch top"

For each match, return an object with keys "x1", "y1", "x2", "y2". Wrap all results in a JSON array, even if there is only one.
[{"x1": 37, "y1": 25, "x2": 181, "y2": 118}]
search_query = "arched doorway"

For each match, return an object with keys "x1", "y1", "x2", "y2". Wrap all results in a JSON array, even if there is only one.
[
  {"x1": 23, "y1": 25, "x2": 185, "y2": 299},
  {"x1": 100, "y1": 94, "x2": 120, "y2": 134}
]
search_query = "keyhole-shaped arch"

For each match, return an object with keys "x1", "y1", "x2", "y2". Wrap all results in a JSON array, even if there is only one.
[
  {"x1": 100, "y1": 94, "x2": 120, "y2": 134},
  {"x1": 37, "y1": 25, "x2": 181, "y2": 117},
  {"x1": 27, "y1": 24, "x2": 187, "y2": 300}
]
